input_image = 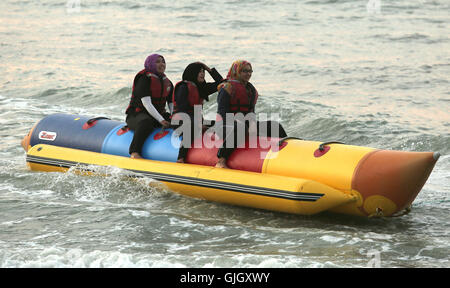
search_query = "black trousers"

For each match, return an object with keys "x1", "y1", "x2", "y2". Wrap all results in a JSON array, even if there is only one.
[
  {"x1": 126, "y1": 112, "x2": 170, "y2": 155},
  {"x1": 175, "y1": 117, "x2": 215, "y2": 160},
  {"x1": 217, "y1": 120, "x2": 287, "y2": 159}
]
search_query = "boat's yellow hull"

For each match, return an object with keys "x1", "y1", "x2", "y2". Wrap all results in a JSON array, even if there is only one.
[{"x1": 26, "y1": 144, "x2": 357, "y2": 215}]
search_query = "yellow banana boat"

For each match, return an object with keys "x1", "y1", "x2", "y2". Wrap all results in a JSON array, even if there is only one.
[{"x1": 22, "y1": 114, "x2": 440, "y2": 217}]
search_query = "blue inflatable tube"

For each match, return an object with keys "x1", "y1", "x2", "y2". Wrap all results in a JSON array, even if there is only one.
[
  {"x1": 101, "y1": 124, "x2": 182, "y2": 162},
  {"x1": 29, "y1": 113, "x2": 181, "y2": 162}
]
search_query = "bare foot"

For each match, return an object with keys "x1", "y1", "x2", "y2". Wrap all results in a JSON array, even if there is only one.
[
  {"x1": 130, "y1": 152, "x2": 143, "y2": 159},
  {"x1": 215, "y1": 158, "x2": 228, "y2": 168},
  {"x1": 177, "y1": 158, "x2": 185, "y2": 163}
]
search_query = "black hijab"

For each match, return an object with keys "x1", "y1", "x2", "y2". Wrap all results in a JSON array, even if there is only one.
[{"x1": 182, "y1": 62, "x2": 209, "y2": 101}]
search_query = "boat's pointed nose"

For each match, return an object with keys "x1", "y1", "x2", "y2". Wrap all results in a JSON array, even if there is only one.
[
  {"x1": 21, "y1": 121, "x2": 39, "y2": 152},
  {"x1": 433, "y1": 152, "x2": 441, "y2": 161},
  {"x1": 352, "y1": 150, "x2": 439, "y2": 216},
  {"x1": 21, "y1": 131, "x2": 32, "y2": 152}
]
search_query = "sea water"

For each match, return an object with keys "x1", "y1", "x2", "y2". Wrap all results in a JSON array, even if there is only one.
[{"x1": 0, "y1": 0, "x2": 449, "y2": 267}]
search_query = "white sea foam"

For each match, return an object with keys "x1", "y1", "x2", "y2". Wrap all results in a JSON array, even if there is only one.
[{"x1": 320, "y1": 235, "x2": 346, "y2": 243}]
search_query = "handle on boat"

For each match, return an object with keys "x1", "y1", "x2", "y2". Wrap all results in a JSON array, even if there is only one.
[
  {"x1": 278, "y1": 137, "x2": 304, "y2": 146},
  {"x1": 82, "y1": 116, "x2": 110, "y2": 130},
  {"x1": 318, "y1": 141, "x2": 345, "y2": 151},
  {"x1": 86, "y1": 117, "x2": 110, "y2": 125},
  {"x1": 277, "y1": 138, "x2": 345, "y2": 151}
]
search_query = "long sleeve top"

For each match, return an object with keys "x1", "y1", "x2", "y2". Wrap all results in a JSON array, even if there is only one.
[{"x1": 133, "y1": 75, "x2": 173, "y2": 121}]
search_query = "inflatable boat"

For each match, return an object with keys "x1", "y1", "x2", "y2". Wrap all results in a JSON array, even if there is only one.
[{"x1": 21, "y1": 113, "x2": 440, "y2": 217}]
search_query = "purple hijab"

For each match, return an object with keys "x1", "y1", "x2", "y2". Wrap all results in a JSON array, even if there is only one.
[{"x1": 144, "y1": 54, "x2": 166, "y2": 76}]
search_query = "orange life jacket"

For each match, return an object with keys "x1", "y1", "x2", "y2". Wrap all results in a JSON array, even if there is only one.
[
  {"x1": 227, "y1": 80, "x2": 258, "y2": 114},
  {"x1": 126, "y1": 69, "x2": 172, "y2": 115},
  {"x1": 172, "y1": 81, "x2": 202, "y2": 115}
]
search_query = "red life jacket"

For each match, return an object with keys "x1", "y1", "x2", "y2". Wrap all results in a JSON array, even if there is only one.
[
  {"x1": 172, "y1": 81, "x2": 202, "y2": 115},
  {"x1": 228, "y1": 80, "x2": 258, "y2": 114},
  {"x1": 126, "y1": 69, "x2": 172, "y2": 115}
]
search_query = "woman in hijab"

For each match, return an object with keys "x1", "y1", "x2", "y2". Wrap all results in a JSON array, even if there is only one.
[
  {"x1": 125, "y1": 54, "x2": 173, "y2": 159},
  {"x1": 215, "y1": 60, "x2": 287, "y2": 168},
  {"x1": 172, "y1": 62, "x2": 224, "y2": 163}
]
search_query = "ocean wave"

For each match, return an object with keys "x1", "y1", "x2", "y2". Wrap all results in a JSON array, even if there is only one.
[{"x1": 0, "y1": 245, "x2": 329, "y2": 268}]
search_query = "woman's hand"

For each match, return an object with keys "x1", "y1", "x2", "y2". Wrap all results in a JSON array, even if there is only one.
[
  {"x1": 196, "y1": 62, "x2": 211, "y2": 73},
  {"x1": 160, "y1": 120, "x2": 170, "y2": 128}
]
